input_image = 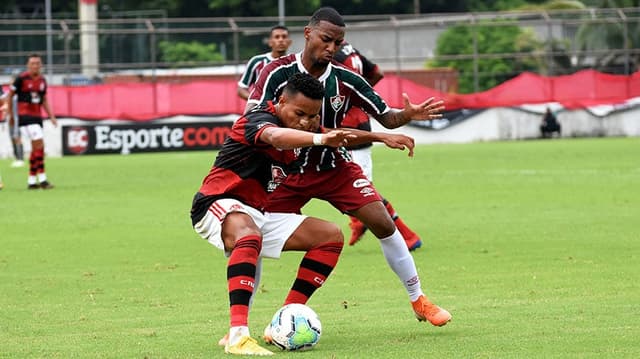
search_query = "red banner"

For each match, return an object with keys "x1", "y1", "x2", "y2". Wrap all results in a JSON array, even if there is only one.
[{"x1": 44, "y1": 69, "x2": 640, "y2": 121}]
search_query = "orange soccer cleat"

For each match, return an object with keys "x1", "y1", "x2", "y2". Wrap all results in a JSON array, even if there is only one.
[
  {"x1": 411, "y1": 295, "x2": 452, "y2": 327},
  {"x1": 348, "y1": 216, "x2": 368, "y2": 246}
]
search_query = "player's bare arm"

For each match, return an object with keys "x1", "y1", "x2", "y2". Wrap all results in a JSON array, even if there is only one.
[
  {"x1": 43, "y1": 97, "x2": 57, "y2": 127},
  {"x1": 237, "y1": 87, "x2": 250, "y2": 100},
  {"x1": 375, "y1": 93, "x2": 445, "y2": 129},
  {"x1": 260, "y1": 127, "x2": 353, "y2": 150},
  {"x1": 334, "y1": 128, "x2": 415, "y2": 157}
]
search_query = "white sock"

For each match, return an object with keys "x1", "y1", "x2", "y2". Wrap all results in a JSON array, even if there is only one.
[
  {"x1": 38, "y1": 173, "x2": 47, "y2": 183},
  {"x1": 228, "y1": 326, "x2": 250, "y2": 346},
  {"x1": 28, "y1": 175, "x2": 37, "y2": 185},
  {"x1": 378, "y1": 229, "x2": 424, "y2": 301}
]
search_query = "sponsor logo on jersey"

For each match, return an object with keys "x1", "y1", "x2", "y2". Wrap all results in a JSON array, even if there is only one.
[
  {"x1": 330, "y1": 95, "x2": 345, "y2": 112},
  {"x1": 268, "y1": 165, "x2": 287, "y2": 192},
  {"x1": 353, "y1": 179, "x2": 370, "y2": 188}
]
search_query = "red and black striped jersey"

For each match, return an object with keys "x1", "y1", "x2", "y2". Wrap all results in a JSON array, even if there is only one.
[
  {"x1": 334, "y1": 42, "x2": 379, "y2": 81},
  {"x1": 192, "y1": 102, "x2": 296, "y2": 222},
  {"x1": 334, "y1": 42, "x2": 381, "y2": 149},
  {"x1": 248, "y1": 52, "x2": 390, "y2": 172},
  {"x1": 11, "y1": 71, "x2": 47, "y2": 119}
]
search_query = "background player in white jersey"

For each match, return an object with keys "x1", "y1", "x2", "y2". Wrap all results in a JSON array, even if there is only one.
[
  {"x1": 237, "y1": 25, "x2": 292, "y2": 100},
  {"x1": 335, "y1": 41, "x2": 423, "y2": 251}
]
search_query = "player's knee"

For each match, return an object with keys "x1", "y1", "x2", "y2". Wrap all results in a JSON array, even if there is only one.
[
  {"x1": 367, "y1": 217, "x2": 396, "y2": 238},
  {"x1": 322, "y1": 222, "x2": 344, "y2": 244},
  {"x1": 223, "y1": 212, "x2": 261, "y2": 238}
]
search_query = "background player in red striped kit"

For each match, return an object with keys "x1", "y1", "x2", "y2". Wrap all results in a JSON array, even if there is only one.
[
  {"x1": 247, "y1": 7, "x2": 452, "y2": 330},
  {"x1": 7, "y1": 54, "x2": 57, "y2": 189},
  {"x1": 334, "y1": 41, "x2": 423, "y2": 251}
]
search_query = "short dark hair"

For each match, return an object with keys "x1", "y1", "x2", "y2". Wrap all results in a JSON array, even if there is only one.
[
  {"x1": 27, "y1": 53, "x2": 42, "y2": 60},
  {"x1": 270, "y1": 25, "x2": 289, "y2": 36},
  {"x1": 309, "y1": 7, "x2": 345, "y2": 27},
  {"x1": 283, "y1": 73, "x2": 324, "y2": 100}
]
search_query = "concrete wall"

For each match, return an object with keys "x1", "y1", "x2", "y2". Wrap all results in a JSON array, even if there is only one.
[{"x1": 1, "y1": 107, "x2": 638, "y2": 159}]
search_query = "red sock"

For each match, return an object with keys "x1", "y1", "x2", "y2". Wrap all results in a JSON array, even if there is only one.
[
  {"x1": 34, "y1": 148, "x2": 45, "y2": 174},
  {"x1": 384, "y1": 199, "x2": 420, "y2": 242},
  {"x1": 284, "y1": 242, "x2": 343, "y2": 305},
  {"x1": 227, "y1": 234, "x2": 261, "y2": 327},
  {"x1": 29, "y1": 150, "x2": 39, "y2": 176}
]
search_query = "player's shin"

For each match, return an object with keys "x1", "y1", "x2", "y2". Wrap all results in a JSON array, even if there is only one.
[
  {"x1": 283, "y1": 241, "x2": 343, "y2": 305},
  {"x1": 377, "y1": 229, "x2": 424, "y2": 301},
  {"x1": 227, "y1": 235, "x2": 262, "y2": 328}
]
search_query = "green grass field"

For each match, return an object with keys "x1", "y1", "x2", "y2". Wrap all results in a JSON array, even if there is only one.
[{"x1": 1, "y1": 137, "x2": 639, "y2": 358}]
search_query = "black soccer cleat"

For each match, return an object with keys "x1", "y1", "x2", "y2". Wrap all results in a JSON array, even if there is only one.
[
  {"x1": 28, "y1": 183, "x2": 40, "y2": 190},
  {"x1": 39, "y1": 181, "x2": 54, "y2": 190}
]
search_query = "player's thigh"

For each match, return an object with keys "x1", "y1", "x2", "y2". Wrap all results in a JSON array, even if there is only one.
[
  {"x1": 350, "y1": 201, "x2": 395, "y2": 238},
  {"x1": 192, "y1": 198, "x2": 263, "y2": 255},
  {"x1": 21, "y1": 124, "x2": 44, "y2": 142},
  {"x1": 11, "y1": 117, "x2": 21, "y2": 140},
  {"x1": 261, "y1": 212, "x2": 308, "y2": 258},
  {"x1": 280, "y1": 216, "x2": 344, "y2": 251}
]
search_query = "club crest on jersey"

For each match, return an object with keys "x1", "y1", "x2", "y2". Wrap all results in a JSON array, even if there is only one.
[{"x1": 330, "y1": 95, "x2": 345, "y2": 112}]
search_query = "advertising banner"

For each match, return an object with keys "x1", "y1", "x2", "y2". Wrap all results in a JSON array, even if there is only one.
[{"x1": 62, "y1": 121, "x2": 233, "y2": 155}]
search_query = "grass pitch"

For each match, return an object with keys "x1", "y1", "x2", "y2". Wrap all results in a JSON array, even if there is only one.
[{"x1": 1, "y1": 137, "x2": 639, "y2": 358}]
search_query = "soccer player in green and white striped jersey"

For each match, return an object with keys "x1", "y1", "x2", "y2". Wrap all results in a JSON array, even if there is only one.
[{"x1": 237, "y1": 25, "x2": 292, "y2": 100}]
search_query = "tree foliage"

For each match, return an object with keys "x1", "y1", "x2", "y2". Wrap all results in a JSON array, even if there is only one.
[
  {"x1": 429, "y1": 23, "x2": 544, "y2": 93},
  {"x1": 158, "y1": 41, "x2": 224, "y2": 64}
]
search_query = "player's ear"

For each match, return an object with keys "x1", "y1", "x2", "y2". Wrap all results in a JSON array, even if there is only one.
[
  {"x1": 278, "y1": 93, "x2": 287, "y2": 105},
  {"x1": 303, "y1": 26, "x2": 311, "y2": 40}
]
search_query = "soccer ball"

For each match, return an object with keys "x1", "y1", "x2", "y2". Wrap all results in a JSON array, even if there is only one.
[{"x1": 269, "y1": 303, "x2": 322, "y2": 351}]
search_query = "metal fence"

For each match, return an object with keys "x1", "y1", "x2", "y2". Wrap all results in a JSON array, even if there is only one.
[{"x1": 1, "y1": 7, "x2": 639, "y2": 91}]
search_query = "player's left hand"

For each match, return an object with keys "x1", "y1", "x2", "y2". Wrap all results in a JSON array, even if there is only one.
[
  {"x1": 402, "y1": 93, "x2": 445, "y2": 121},
  {"x1": 322, "y1": 130, "x2": 357, "y2": 147},
  {"x1": 380, "y1": 133, "x2": 415, "y2": 157}
]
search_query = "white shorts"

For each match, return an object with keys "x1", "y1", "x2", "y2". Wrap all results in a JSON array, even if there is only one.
[
  {"x1": 20, "y1": 124, "x2": 44, "y2": 141},
  {"x1": 193, "y1": 198, "x2": 307, "y2": 259},
  {"x1": 349, "y1": 147, "x2": 373, "y2": 181}
]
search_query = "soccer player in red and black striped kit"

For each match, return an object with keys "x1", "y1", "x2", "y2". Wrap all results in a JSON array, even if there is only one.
[
  {"x1": 248, "y1": 7, "x2": 452, "y2": 330},
  {"x1": 334, "y1": 41, "x2": 423, "y2": 251},
  {"x1": 7, "y1": 54, "x2": 57, "y2": 189},
  {"x1": 191, "y1": 73, "x2": 416, "y2": 355}
]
